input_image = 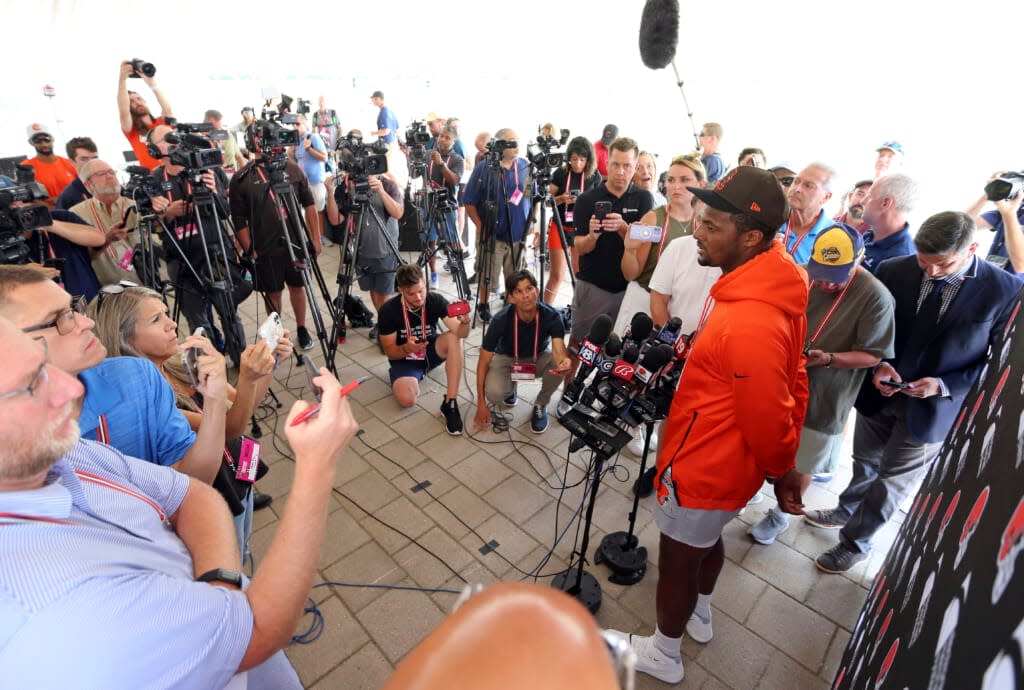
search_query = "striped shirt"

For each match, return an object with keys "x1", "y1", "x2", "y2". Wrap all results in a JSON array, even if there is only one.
[
  {"x1": 916, "y1": 255, "x2": 977, "y2": 321},
  {"x1": 0, "y1": 440, "x2": 254, "y2": 690}
]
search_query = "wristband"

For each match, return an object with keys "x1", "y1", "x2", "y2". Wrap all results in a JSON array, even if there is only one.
[
  {"x1": 826, "y1": 353, "x2": 835, "y2": 368},
  {"x1": 197, "y1": 568, "x2": 243, "y2": 587}
]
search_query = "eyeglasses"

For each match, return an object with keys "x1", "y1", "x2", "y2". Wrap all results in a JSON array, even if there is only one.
[
  {"x1": 699, "y1": 132, "x2": 710, "y2": 137},
  {"x1": 31, "y1": 135, "x2": 53, "y2": 144},
  {"x1": 95, "y1": 281, "x2": 140, "y2": 314},
  {"x1": 88, "y1": 169, "x2": 118, "y2": 180},
  {"x1": 779, "y1": 176, "x2": 795, "y2": 187},
  {"x1": 0, "y1": 338, "x2": 49, "y2": 401},
  {"x1": 23, "y1": 296, "x2": 88, "y2": 336}
]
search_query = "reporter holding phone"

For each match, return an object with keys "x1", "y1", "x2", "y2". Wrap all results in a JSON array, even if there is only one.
[{"x1": 377, "y1": 264, "x2": 470, "y2": 434}]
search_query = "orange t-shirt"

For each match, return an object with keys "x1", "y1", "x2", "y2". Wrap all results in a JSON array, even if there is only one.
[
  {"x1": 22, "y1": 156, "x2": 79, "y2": 199},
  {"x1": 123, "y1": 116, "x2": 166, "y2": 170}
]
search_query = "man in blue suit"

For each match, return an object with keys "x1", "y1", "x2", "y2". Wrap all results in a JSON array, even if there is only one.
[{"x1": 805, "y1": 211, "x2": 1022, "y2": 572}]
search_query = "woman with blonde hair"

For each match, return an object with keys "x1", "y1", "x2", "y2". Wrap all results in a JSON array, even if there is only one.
[{"x1": 89, "y1": 284, "x2": 292, "y2": 561}]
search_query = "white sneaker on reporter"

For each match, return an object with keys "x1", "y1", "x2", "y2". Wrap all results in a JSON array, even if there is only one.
[{"x1": 626, "y1": 426, "x2": 659, "y2": 458}]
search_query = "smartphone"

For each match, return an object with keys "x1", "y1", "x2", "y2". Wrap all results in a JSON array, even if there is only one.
[
  {"x1": 594, "y1": 201, "x2": 613, "y2": 221},
  {"x1": 258, "y1": 312, "x2": 284, "y2": 351},
  {"x1": 302, "y1": 354, "x2": 323, "y2": 401},
  {"x1": 182, "y1": 327, "x2": 205, "y2": 388},
  {"x1": 881, "y1": 379, "x2": 910, "y2": 389},
  {"x1": 447, "y1": 300, "x2": 470, "y2": 318},
  {"x1": 628, "y1": 223, "x2": 663, "y2": 243}
]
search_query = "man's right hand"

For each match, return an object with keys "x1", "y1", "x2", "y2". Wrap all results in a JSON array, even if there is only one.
[
  {"x1": 285, "y1": 367, "x2": 359, "y2": 467},
  {"x1": 872, "y1": 362, "x2": 901, "y2": 396},
  {"x1": 473, "y1": 404, "x2": 491, "y2": 432}
]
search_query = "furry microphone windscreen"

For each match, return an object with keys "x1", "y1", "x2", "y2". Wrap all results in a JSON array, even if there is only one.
[{"x1": 639, "y1": 0, "x2": 680, "y2": 70}]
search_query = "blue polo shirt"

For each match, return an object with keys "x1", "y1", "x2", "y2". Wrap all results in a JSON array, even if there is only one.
[
  {"x1": 780, "y1": 209, "x2": 834, "y2": 265},
  {"x1": 79, "y1": 357, "x2": 195, "y2": 467},
  {"x1": 376, "y1": 105, "x2": 399, "y2": 143},
  {"x1": 982, "y1": 208, "x2": 1024, "y2": 278},
  {"x1": 862, "y1": 223, "x2": 915, "y2": 275},
  {"x1": 463, "y1": 158, "x2": 533, "y2": 243}
]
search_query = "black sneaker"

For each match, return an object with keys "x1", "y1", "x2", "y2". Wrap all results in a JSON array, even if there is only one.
[
  {"x1": 816, "y1": 542, "x2": 868, "y2": 573},
  {"x1": 531, "y1": 405, "x2": 549, "y2": 434},
  {"x1": 477, "y1": 303, "x2": 491, "y2": 322},
  {"x1": 368, "y1": 325, "x2": 379, "y2": 340},
  {"x1": 252, "y1": 491, "x2": 273, "y2": 511},
  {"x1": 297, "y1": 326, "x2": 314, "y2": 351},
  {"x1": 441, "y1": 398, "x2": 463, "y2": 435},
  {"x1": 503, "y1": 384, "x2": 518, "y2": 408},
  {"x1": 632, "y1": 466, "x2": 657, "y2": 498}
]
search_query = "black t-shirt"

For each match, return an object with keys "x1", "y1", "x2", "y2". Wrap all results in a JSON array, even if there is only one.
[
  {"x1": 229, "y1": 160, "x2": 314, "y2": 257},
  {"x1": 27, "y1": 209, "x2": 101, "y2": 300},
  {"x1": 573, "y1": 182, "x2": 654, "y2": 293},
  {"x1": 481, "y1": 302, "x2": 565, "y2": 358},
  {"x1": 550, "y1": 167, "x2": 602, "y2": 220},
  {"x1": 425, "y1": 150, "x2": 465, "y2": 195},
  {"x1": 377, "y1": 291, "x2": 451, "y2": 360},
  {"x1": 152, "y1": 165, "x2": 233, "y2": 263}
]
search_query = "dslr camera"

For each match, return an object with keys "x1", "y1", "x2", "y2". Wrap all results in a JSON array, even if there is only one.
[
  {"x1": 985, "y1": 171, "x2": 1024, "y2": 202},
  {"x1": 127, "y1": 58, "x2": 156, "y2": 78}
]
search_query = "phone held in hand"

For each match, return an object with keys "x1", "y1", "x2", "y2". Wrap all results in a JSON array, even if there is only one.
[
  {"x1": 594, "y1": 201, "x2": 612, "y2": 221},
  {"x1": 447, "y1": 300, "x2": 470, "y2": 318},
  {"x1": 881, "y1": 379, "x2": 910, "y2": 389},
  {"x1": 258, "y1": 312, "x2": 284, "y2": 351},
  {"x1": 182, "y1": 327, "x2": 205, "y2": 388},
  {"x1": 302, "y1": 355, "x2": 323, "y2": 401},
  {"x1": 628, "y1": 223, "x2": 663, "y2": 242}
]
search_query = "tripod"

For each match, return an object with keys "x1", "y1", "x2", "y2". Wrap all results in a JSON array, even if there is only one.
[
  {"x1": 472, "y1": 155, "x2": 521, "y2": 327},
  {"x1": 328, "y1": 176, "x2": 405, "y2": 353},
  {"x1": 416, "y1": 188, "x2": 470, "y2": 302},
  {"x1": 531, "y1": 172, "x2": 576, "y2": 301},
  {"x1": 256, "y1": 157, "x2": 339, "y2": 371}
]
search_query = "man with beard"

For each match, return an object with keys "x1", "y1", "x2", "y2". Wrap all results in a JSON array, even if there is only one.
[
  {"x1": 779, "y1": 162, "x2": 838, "y2": 264},
  {"x1": 22, "y1": 124, "x2": 78, "y2": 201},
  {"x1": 0, "y1": 313, "x2": 358, "y2": 689},
  {"x1": 69, "y1": 160, "x2": 141, "y2": 287},
  {"x1": 833, "y1": 179, "x2": 873, "y2": 232},
  {"x1": 422, "y1": 125, "x2": 465, "y2": 288},
  {"x1": 860, "y1": 174, "x2": 918, "y2": 274},
  {"x1": 609, "y1": 167, "x2": 808, "y2": 683},
  {"x1": 117, "y1": 60, "x2": 173, "y2": 170}
]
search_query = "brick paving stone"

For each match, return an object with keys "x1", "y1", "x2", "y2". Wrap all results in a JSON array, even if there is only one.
[
  {"x1": 284, "y1": 596, "x2": 369, "y2": 687},
  {"x1": 310, "y1": 643, "x2": 393, "y2": 690},
  {"x1": 355, "y1": 589, "x2": 446, "y2": 664},
  {"x1": 747, "y1": 586, "x2": 837, "y2": 671}
]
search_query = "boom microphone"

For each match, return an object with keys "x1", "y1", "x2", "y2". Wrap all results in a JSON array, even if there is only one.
[{"x1": 638, "y1": 0, "x2": 680, "y2": 70}]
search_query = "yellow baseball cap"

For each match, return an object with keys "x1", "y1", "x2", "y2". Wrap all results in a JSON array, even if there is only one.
[{"x1": 807, "y1": 224, "x2": 865, "y2": 283}]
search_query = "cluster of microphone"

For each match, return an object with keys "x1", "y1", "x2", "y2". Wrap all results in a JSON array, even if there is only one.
[{"x1": 560, "y1": 312, "x2": 693, "y2": 456}]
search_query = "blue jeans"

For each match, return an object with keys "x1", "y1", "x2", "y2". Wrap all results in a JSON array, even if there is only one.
[{"x1": 233, "y1": 489, "x2": 255, "y2": 567}]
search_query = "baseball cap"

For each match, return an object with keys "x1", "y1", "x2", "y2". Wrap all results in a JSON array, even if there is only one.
[
  {"x1": 768, "y1": 162, "x2": 797, "y2": 176},
  {"x1": 600, "y1": 124, "x2": 618, "y2": 146},
  {"x1": 876, "y1": 141, "x2": 904, "y2": 156},
  {"x1": 425, "y1": 111, "x2": 443, "y2": 122},
  {"x1": 26, "y1": 123, "x2": 53, "y2": 141},
  {"x1": 241, "y1": 106, "x2": 254, "y2": 115},
  {"x1": 370, "y1": 90, "x2": 385, "y2": 99},
  {"x1": 687, "y1": 167, "x2": 789, "y2": 229},
  {"x1": 806, "y1": 224, "x2": 865, "y2": 283}
]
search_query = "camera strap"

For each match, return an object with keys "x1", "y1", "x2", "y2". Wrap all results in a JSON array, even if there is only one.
[
  {"x1": 428, "y1": 154, "x2": 452, "y2": 187},
  {"x1": 162, "y1": 169, "x2": 197, "y2": 240}
]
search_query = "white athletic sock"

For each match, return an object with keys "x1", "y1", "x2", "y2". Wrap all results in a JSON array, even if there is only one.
[
  {"x1": 694, "y1": 593, "x2": 713, "y2": 622},
  {"x1": 653, "y1": 625, "x2": 682, "y2": 659}
]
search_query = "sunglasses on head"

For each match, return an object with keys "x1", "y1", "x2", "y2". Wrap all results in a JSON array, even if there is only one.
[{"x1": 95, "y1": 281, "x2": 142, "y2": 313}]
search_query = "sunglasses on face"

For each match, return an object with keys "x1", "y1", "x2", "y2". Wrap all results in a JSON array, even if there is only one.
[
  {"x1": 32, "y1": 136, "x2": 53, "y2": 144},
  {"x1": 779, "y1": 176, "x2": 795, "y2": 187}
]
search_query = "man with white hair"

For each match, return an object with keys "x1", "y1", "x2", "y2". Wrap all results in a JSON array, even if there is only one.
[
  {"x1": 860, "y1": 174, "x2": 919, "y2": 274},
  {"x1": 779, "y1": 162, "x2": 837, "y2": 264},
  {"x1": 70, "y1": 159, "x2": 140, "y2": 286}
]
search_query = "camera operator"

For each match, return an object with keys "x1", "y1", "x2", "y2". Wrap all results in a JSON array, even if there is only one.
[
  {"x1": 463, "y1": 129, "x2": 533, "y2": 322},
  {"x1": 117, "y1": 60, "x2": 173, "y2": 170},
  {"x1": 147, "y1": 125, "x2": 250, "y2": 354},
  {"x1": 966, "y1": 170, "x2": 1024, "y2": 277},
  {"x1": 69, "y1": 160, "x2": 141, "y2": 286},
  {"x1": 423, "y1": 125, "x2": 465, "y2": 287},
  {"x1": 325, "y1": 141, "x2": 404, "y2": 339},
  {"x1": 204, "y1": 109, "x2": 246, "y2": 173},
  {"x1": 230, "y1": 122, "x2": 321, "y2": 351}
]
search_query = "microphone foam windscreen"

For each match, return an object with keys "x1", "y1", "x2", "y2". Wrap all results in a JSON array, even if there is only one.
[
  {"x1": 630, "y1": 312, "x2": 654, "y2": 342},
  {"x1": 604, "y1": 333, "x2": 623, "y2": 358},
  {"x1": 641, "y1": 344, "x2": 673, "y2": 370},
  {"x1": 639, "y1": 0, "x2": 680, "y2": 70},
  {"x1": 589, "y1": 314, "x2": 614, "y2": 346},
  {"x1": 622, "y1": 344, "x2": 640, "y2": 364}
]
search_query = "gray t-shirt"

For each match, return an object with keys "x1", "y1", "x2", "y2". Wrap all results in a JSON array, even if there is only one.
[
  {"x1": 803, "y1": 267, "x2": 895, "y2": 434},
  {"x1": 335, "y1": 177, "x2": 402, "y2": 260}
]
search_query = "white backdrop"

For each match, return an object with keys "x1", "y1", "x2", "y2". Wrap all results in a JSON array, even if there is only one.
[{"x1": 3, "y1": 0, "x2": 1022, "y2": 226}]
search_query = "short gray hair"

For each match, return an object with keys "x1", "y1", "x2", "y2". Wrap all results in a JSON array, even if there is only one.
[
  {"x1": 79, "y1": 159, "x2": 109, "y2": 183},
  {"x1": 872, "y1": 174, "x2": 919, "y2": 214},
  {"x1": 805, "y1": 161, "x2": 838, "y2": 193},
  {"x1": 914, "y1": 211, "x2": 975, "y2": 256}
]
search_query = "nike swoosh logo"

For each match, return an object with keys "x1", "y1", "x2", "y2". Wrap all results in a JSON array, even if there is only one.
[{"x1": 734, "y1": 373, "x2": 751, "y2": 379}]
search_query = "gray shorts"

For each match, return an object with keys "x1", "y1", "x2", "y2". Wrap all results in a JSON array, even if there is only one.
[
  {"x1": 795, "y1": 426, "x2": 844, "y2": 474},
  {"x1": 570, "y1": 280, "x2": 625, "y2": 342},
  {"x1": 357, "y1": 255, "x2": 398, "y2": 295},
  {"x1": 655, "y1": 466, "x2": 741, "y2": 548}
]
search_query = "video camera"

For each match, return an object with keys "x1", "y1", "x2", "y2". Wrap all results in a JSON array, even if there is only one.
[
  {"x1": 0, "y1": 166, "x2": 53, "y2": 264},
  {"x1": 161, "y1": 126, "x2": 225, "y2": 172},
  {"x1": 404, "y1": 121, "x2": 431, "y2": 178},
  {"x1": 121, "y1": 165, "x2": 173, "y2": 215},
  {"x1": 335, "y1": 132, "x2": 389, "y2": 181},
  {"x1": 985, "y1": 171, "x2": 1024, "y2": 202},
  {"x1": 527, "y1": 127, "x2": 570, "y2": 185}
]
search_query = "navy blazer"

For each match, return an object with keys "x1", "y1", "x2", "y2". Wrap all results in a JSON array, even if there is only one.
[{"x1": 855, "y1": 255, "x2": 1022, "y2": 443}]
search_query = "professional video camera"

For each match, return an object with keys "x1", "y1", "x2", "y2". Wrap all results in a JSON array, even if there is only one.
[
  {"x1": 985, "y1": 171, "x2": 1024, "y2": 202},
  {"x1": 160, "y1": 124, "x2": 225, "y2": 172},
  {"x1": 0, "y1": 165, "x2": 54, "y2": 264},
  {"x1": 404, "y1": 120, "x2": 431, "y2": 177},
  {"x1": 121, "y1": 165, "x2": 173, "y2": 214},
  {"x1": 484, "y1": 138, "x2": 518, "y2": 165},
  {"x1": 335, "y1": 132, "x2": 389, "y2": 184},
  {"x1": 528, "y1": 127, "x2": 570, "y2": 169},
  {"x1": 558, "y1": 313, "x2": 692, "y2": 456}
]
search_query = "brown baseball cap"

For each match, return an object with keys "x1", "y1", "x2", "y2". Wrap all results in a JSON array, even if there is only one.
[{"x1": 688, "y1": 167, "x2": 789, "y2": 229}]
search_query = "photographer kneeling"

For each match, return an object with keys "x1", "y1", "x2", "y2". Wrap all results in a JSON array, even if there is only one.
[{"x1": 474, "y1": 269, "x2": 571, "y2": 435}]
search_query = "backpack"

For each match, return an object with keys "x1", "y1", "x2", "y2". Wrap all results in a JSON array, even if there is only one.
[{"x1": 344, "y1": 293, "x2": 375, "y2": 328}]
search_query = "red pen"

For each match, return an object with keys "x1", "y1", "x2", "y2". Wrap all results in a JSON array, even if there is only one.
[{"x1": 289, "y1": 376, "x2": 368, "y2": 426}]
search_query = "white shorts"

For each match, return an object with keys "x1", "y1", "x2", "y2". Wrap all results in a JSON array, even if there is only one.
[
  {"x1": 309, "y1": 182, "x2": 327, "y2": 212},
  {"x1": 655, "y1": 466, "x2": 741, "y2": 548}
]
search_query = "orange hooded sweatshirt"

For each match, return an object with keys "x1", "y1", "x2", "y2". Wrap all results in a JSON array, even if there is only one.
[{"x1": 655, "y1": 241, "x2": 809, "y2": 511}]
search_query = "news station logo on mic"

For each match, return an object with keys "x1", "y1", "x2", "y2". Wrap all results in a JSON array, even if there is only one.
[{"x1": 578, "y1": 342, "x2": 599, "y2": 366}]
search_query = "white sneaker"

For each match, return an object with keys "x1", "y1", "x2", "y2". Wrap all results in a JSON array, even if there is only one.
[
  {"x1": 686, "y1": 612, "x2": 713, "y2": 644},
  {"x1": 746, "y1": 491, "x2": 764, "y2": 506},
  {"x1": 748, "y1": 507, "x2": 791, "y2": 545},
  {"x1": 606, "y1": 630, "x2": 684, "y2": 684},
  {"x1": 626, "y1": 427, "x2": 659, "y2": 458}
]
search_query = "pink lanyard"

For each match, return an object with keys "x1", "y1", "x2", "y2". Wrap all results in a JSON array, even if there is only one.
[
  {"x1": 656, "y1": 209, "x2": 674, "y2": 260},
  {"x1": 0, "y1": 470, "x2": 167, "y2": 525},
  {"x1": 807, "y1": 270, "x2": 859, "y2": 345},
  {"x1": 88, "y1": 203, "x2": 120, "y2": 260},
  {"x1": 428, "y1": 154, "x2": 452, "y2": 188},
  {"x1": 694, "y1": 295, "x2": 715, "y2": 339},
  {"x1": 401, "y1": 298, "x2": 424, "y2": 341},
  {"x1": 513, "y1": 312, "x2": 540, "y2": 361}
]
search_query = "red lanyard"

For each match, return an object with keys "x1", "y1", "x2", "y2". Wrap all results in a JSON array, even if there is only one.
[
  {"x1": 513, "y1": 311, "x2": 540, "y2": 361},
  {"x1": 656, "y1": 207, "x2": 681, "y2": 260},
  {"x1": 783, "y1": 212, "x2": 814, "y2": 256},
  {"x1": 694, "y1": 295, "x2": 715, "y2": 338},
  {"x1": 807, "y1": 269, "x2": 859, "y2": 345},
  {"x1": 401, "y1": 297, "x2": 425, "y2": 341},
  {"x1": 566, "y1": 171, "x2": 587, "y2": 196},
  {"x1": 428, "y1": 154, "x2": 452, "y2": 188},
  {"x1": 88, "y1": 202, "x2": 121, "y2": 260},
  {"x1": 96, "y1": 413, "x2": 111, "y2": 444},
  {"x1": 0, "y1": 469, "x2": 167, "y2": 525}
]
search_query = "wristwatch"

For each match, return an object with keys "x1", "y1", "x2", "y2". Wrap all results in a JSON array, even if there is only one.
[{"x1": 197, "y1": 568, "x2": 244, "y2": 587}]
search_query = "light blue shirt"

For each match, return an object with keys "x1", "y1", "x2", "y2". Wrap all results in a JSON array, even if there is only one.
[
  {"x1": 79, "y1": 357, "x2": 195, "y2": 467},
  {"x1": 0, "y1": 440, "x2": 254, "y2": 689},
  {"x1": 780, "y1": 209, "x2": 834, "y2": 265},
  {"x1": 294, "y1": 131, "x2": 327, "y2": 184}
]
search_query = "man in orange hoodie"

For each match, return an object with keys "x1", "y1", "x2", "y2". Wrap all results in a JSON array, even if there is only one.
[{"x1": 610, "y1": 167, "x2": 810, "y2": 684}]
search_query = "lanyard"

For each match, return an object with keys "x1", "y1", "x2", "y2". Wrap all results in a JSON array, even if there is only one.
[
  {"x1": 88, "y1": 202, "x2": 121, "y2": 260},
  {"x1": 512, "y1": 311, "x2": 541, "y2": 361},
  {"x1": 566, "y1": 171, "x2": 587, "y2": 196},
  {"x1": 163, "y1": 169, "x2": 196, "y2": 239},
  {"x1": 0, "y1": 469, "x2": 167, "y2": 525},
  {"x1": 656, "y1": 207, "x2": 680, "y2": 261},
  {"x1": 428, "y1": 154, "x2": 452, "y2": 188},
  {"x1": 807, "y1": 270, "x2": 859, "y2": 346},
  {"x1": 783, "y1": 212, "x2": 814, "y2": 256},
  {"x1": 96, "y1": 413, "x2": 111, "y2": 444},
  {"x1": 694, "y1": 295, "x2": 715, "y2": 339},
  {"x1": 255, "y1": 167, "x2": 287, "y2": 226},
  {"x1": 401, "y1": 297, "x2": 425, "y2": 342}
]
